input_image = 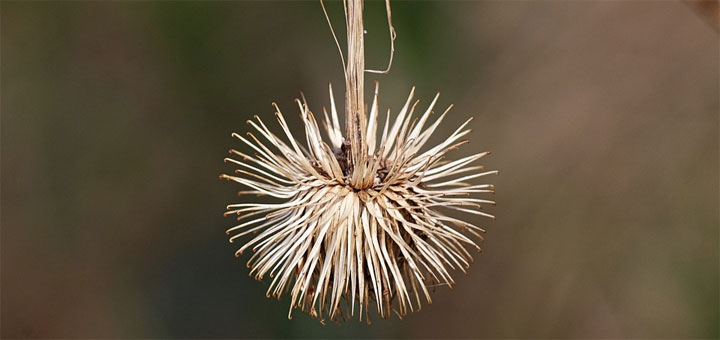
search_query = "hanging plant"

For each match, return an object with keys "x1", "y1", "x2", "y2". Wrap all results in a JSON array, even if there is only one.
[{"x1": 220, "y1": 0, "x2": 497, "y2": 323}]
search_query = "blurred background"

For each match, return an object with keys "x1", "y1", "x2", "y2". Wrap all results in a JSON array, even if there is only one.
[{"x1": 2, "y1": 1, "x2": 718, "y2": 338}]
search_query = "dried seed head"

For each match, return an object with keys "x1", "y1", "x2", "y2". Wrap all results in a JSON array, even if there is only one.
[{"x1": 221, "y1": 83, "x2": 496, "y2": 323}]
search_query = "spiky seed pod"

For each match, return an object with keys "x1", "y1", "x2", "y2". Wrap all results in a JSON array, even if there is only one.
[{"x1": 221, "y1": 83, "x2": 496, "y2": 323}]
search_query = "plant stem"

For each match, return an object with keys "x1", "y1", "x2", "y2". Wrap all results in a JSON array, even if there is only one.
[{"x1": 345, "y1": 0, "x2": 367, "y2": 176}]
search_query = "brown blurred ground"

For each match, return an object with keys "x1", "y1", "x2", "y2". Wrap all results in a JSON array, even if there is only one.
[{"x1": 1, "y1": 1, "x2": 718, "y2": 338}]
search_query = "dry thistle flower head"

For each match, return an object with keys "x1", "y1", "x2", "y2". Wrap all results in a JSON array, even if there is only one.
[{"x1": 221, "y1": 83, "x2": 496, "y2": 323}]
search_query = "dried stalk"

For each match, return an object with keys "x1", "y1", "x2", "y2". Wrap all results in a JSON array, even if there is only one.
[{"x1": 345, "y1": 0, "x2": 367, "y2": 187}]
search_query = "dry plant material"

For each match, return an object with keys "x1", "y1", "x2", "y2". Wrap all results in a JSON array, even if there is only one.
[{"x1": 221, "y1": 0, "x2": 496, "y2": 323}]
